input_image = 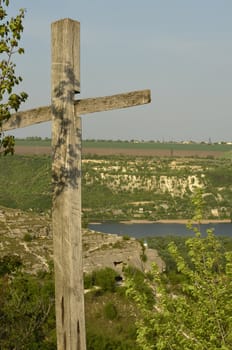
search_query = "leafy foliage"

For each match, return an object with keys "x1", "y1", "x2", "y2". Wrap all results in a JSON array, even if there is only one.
[
  {"x1": 124, "y1": 266, "x2": 155, "y2": 310},
  {"x1": 126, "y1": 195, "x2": 232, "y2": 350},
  {"x1": 84, "y1": 267, "x2": 118, "y2": 292},
  {"x1": 1, "y1": 259, "x2": 139, "y2": 349},
  {"x1": 0, "y1": 266, "x2": 56, "y2": 349},
  {"x1": 86, "y1": 332, "x2": 138, "y2": 350},
  {"x1": 0, "y1": 253, "x2": 22, "y2": 276},
  {"x1": 0, "y1": 0, "x2": 28, "y2": 155}
]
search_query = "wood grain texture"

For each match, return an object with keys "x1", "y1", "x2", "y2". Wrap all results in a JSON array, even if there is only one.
[
  {"x1": 74, "y1": 89, "x2": 151, "y2": 115},
  {"x1": 51, "y1": 19, "x2": 86, "y2": 350},
  {"x1": 2, "y1": 90, "x2": 151, "y2": 131},
  {"x1": 1, "y1": 106, "x2": 51, "y2": 131}
]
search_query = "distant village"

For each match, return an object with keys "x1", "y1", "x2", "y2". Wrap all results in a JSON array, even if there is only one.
[{"x1": 17, "y1": 136, "x2": 232, "y2": 144}]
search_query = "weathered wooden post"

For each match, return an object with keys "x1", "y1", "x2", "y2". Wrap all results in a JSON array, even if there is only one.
[
  {"x1": 2, "y1": 17, "x2": 151, "y2": 350},
  {"x1": 51, "y1": 19, "x2": 86, "y2": 350}
]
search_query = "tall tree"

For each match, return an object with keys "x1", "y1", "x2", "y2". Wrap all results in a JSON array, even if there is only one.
[{"x1": 0, "y1": 0, "x2": 27, "y2": 155}]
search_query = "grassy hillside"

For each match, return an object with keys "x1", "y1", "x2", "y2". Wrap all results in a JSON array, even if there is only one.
[
  {"x1": 0, "y1": 154, "x2": 231, "y2": 221},
  {"x1": 0, "y1": 155, "x2": 51, "y2": 211},
  {"x1": 82, "y1": 155, "x2": 232, "y2": 221}
]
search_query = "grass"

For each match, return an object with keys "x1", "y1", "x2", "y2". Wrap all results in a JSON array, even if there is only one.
[
  {"x1": 85, "y1": 289, "x2": 138, "y2": 348},
  {"x1": 83, "y1": 140, "x2": 232, "y2": 152},
  {"x1": 15, "y1": 138, "x2": 51, "y2": 147},
  {"x1": 0, "y1": 154, "x2": 51, "y2": 211}
]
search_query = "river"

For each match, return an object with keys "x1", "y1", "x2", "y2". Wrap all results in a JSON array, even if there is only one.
[{"x1": 88, "y1": 222, "x2": 232, "y2": 239}]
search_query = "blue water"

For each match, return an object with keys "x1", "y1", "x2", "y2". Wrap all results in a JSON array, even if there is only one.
[{"x1": 88, "y1": 222, "x2": 232, "y2": 239}]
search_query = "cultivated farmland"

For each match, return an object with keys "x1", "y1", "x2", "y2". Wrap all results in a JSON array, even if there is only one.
[{"x1": 14, "y1": 139, "x2": 232, "y2": 158}]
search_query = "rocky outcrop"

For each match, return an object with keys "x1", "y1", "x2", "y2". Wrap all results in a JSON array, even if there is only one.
[
  {"x1": 0, "y1": 207, "x2": 164, "y2": 274},
  {"x1": 0, "y1": 207, "x2": 51, "y2": 239},
  {"x1": 83, "y1": 229, "x2": 165, "y2": 274},
  {"x1": 83, "y1": 159, "x2": 205, "y2": 196}
]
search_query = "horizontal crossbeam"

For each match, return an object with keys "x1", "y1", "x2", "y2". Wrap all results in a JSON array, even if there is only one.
[
  {"x1": 75, "y1": 89, "x2": 151, "y2": 115},
  {"x1": 2, "y1": 89, "x2": 151, "y2": 131},
  {"x1": 2, "y1": 106, "x2": 51, "y2": 132}
]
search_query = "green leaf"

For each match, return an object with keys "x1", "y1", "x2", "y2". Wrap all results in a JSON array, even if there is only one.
[{"x1": 0, "y1": 0, "x2": 28, "y2": 155}]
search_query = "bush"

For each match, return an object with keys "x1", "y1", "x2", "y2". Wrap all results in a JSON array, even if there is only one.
[
  {"x1": 122, "y1": 235, "x2": 130, "y2": 240},
  {"x1": 104, "y1": 302, "x2": 118, "y2": 320},
  {"x1": 23, "y1": 233, "x2": 33, "y2": 242},
  {"x1": 0, "y1": 254, "x2": 22, "y2": 276},
  {"x1": 86, "y1": 331, "x2": 138, "y2": 350},
  {"x1": 84, "y1": 268, "x2": 118, "y2": 293},
  {"x1": 140, "y1": 253, "x2": 147, "y2": 262},
  {"x1": 126, "y1": 231, "x2": 232, "y2": 349},
  {"x1": 124, "y1": 266, "x2": 155, "y2": 309},
  {"x1": 0, "y1": 268, "x2": 56, "y2": 349},
  {"x1": 94, "y1": 267, "x2": 118, "y2": 292}
]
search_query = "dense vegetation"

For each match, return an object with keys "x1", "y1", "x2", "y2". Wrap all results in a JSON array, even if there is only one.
[
  {"x1": 0, "y1": 255, "x2": 140, "y2": 349},
  {"x1": 126, "y1": 231, "x2": 232, "y2": 349},
  {"x1": 0, "y1": 258, "x2": 56, "y2": 349},
  {"x1": 124, "y1": 194, "x2": 232, "y2": 349}
]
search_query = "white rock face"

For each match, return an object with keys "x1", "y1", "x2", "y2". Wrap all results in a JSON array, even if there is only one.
[{"x1": 88, "y1": 173, "x2": 204, "y2": 196}]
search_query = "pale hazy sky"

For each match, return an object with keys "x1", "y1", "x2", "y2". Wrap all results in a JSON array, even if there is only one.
[{"x1": 6, "y1": 1, "x2": 232, "y2": 142}]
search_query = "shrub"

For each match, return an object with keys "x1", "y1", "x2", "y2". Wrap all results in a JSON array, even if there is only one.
[
  {"x1": 126, "y1": 230, "x2": 232, "y2": 350},
  {"x1": 0, "y1": 254, "x2": 22, "y2": 276},
  {"x1": 0, "y1": 268, "x2": 56, "y2": 349},
  {"x1": 122, "y1": 235, "x2": 130, "y2": 240},
  {"x1": 94, "y1": 267, "x2": 118, "y2": 292},
  {"x1": 23, "y1": 233, "x2": 33, "y2": 242},
  {"x1": 104, "y1": 302, "x2": 118, "y2": 320},
  {"x1": 84, "y1": 272, "x2": 95, "y2": 289},
  {"x1": 84, "y1": 268, "x2": 118, "y2": 293},
  {"x1": 140, "y1": 253, "x2": 147, "y2": 262}
]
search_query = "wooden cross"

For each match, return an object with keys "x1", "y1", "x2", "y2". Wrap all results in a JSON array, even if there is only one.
[{"x1": 3, "y1": 18, "x2": 151, "y2": 350}]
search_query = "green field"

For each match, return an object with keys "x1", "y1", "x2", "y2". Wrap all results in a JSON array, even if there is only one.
[
  {"x1": 15, "y1": 138, "x2": 232, "y2": 153},
  {"x1": 83, "y1": 140, "x2": 232, "y2": 152},
  {"x1": 15, "y1": 138, "x2": 51, "y2": 147}
]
